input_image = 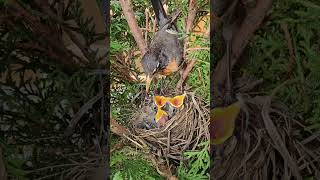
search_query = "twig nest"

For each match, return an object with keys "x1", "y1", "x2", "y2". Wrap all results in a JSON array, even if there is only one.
[
  {"x1": 130, "y1": 92, "x2": 209, "y2": 163},
  {"x1": 211, "y1": 94, "x2": 320, "y2": 179}
]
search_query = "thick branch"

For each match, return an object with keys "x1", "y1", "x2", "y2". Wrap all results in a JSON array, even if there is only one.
[
  {"x1": 119, "y1": 0, "x2": 147, "y2": 55},
  {"x1": 179, "y1": 59, "x2": 197, "y2": 86},
  {"x1": 184, "y1": 0, "x2": 198, "y2": 53},
  {"x1": 110, "y1": 118, "x2": 130, "y2": 137},
  {"x1": 176, "y1": 0, "x2": 199, "y2": 88}
]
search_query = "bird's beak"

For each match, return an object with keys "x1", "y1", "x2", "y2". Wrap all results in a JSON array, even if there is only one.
[
  {"x1": 168, "y1": 92, "x2": 186, "y2": 108},
  {"x1": 145, "y1": 75, "x2": 153, "y2": 93}
]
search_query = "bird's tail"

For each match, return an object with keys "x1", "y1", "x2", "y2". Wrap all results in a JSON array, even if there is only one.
[{"x1": 150, "y1": 0, "x2": 167, "y2": 28}]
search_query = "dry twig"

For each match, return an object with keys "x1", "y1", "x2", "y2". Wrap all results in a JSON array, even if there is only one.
[
  {"x1": 176, "y1": 0, "x2": 199, "y2": 89},
  {"x1": 280, "y1": 23, "x2": 296, "y2": 79},
  {"x1": 131, "y1": 92, "x2": 209, "y2": 163},
  {"x1": 64, "y1": 90, "x2": 104, "y2": 137}
]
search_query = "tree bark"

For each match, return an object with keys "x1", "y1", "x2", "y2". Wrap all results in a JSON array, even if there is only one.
[{"x1": 119, "y1": 0, "x2": 148, "y2": 55}]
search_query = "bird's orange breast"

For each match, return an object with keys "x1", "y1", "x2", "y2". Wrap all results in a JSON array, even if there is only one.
[{"x1": 159, "y1": 58, "x2": 179, "y2": 76}]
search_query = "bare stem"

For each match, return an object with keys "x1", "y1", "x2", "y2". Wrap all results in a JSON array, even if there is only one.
[{"x1": 119, "y1": 0, "x2": 148, "y2": 55}]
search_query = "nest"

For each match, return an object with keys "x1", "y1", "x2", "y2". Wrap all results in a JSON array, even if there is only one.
[
  {"x1": 211, "y1": 80, "x2": 320, "y2": 180},
  {"x1": 128, "y1": 92, "x2": 210, "y2": 164}
]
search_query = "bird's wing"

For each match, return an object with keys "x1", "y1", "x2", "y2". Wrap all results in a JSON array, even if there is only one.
[{"x1": 150, "y1": 0, "x2": 168, "y2": 29}]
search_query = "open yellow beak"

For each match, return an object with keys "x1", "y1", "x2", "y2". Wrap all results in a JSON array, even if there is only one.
[
  {"x1": 168, "y1": 92, "x2": 186, "y2": 108},
  {"x1": 155, "y1": 108, "x2": 168, "y2": 122},
  {"x1": 211, "y1": 101, "x2": 241, "y2": 145},
  {"x1": 154, "y1": 96, "x2": 170, "y2": 108},
  {"x1": 145, "y1": 75, "x2": 153, "y2": 93}
]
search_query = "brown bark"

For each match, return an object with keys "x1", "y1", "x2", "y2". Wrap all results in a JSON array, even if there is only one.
[
  {"x1": 280, "y1": 23, "x2": 296, "y2": 79},
  {"x1": 119, "y1": 0, "x2": 148, "y2": 55},
  {"x1": 110, "y1": 118, "x2": 130, "y2": 137},
  {"x1": 176, "y1": 0, "x2": 199, "y2": 88},
  {"x1": 183, "y1": 0, "x2": 198, "y2": 56},
  {"x1": 178, "y1": 59, "x2": 197, "y2": 88}
]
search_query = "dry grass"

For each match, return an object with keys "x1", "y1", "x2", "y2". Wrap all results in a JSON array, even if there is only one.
[
  {"x1": 125, "y1": 92, "x2": 209, "y2": 168},
  {"x1": 211, "y1": 78, "x2": 320, "y2": 179}
]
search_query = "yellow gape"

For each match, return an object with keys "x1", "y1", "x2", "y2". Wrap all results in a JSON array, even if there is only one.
[
  {"x1": 154, "y1": 96, "x2": 170, "y2": 108},
  {"x1": 211, "y1": 101, "x2": 241, "y2": 145},
  {"x1": 155, "y1": 108, "x2": 168, "y2": 122},
  {"x1": 168, "y1": 93, "x2": 186, "y2": 108},
  {"x1": 153, "y1": 93, "x2": 186, "y2": 127}
]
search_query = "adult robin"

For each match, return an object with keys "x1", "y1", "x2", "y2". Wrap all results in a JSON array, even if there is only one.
[{"x1": 141, "y1": 0, "x2": 183, "y2": 93}]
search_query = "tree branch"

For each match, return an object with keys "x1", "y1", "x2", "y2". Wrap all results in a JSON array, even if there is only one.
[
  {"x1": 110, "y1": 118, "x2": 130, "y2": 137},
  {"x1": 280, "y1": 23, "x2": 296, "y2": 79},
  {"x1": 183, "y1": 0, "x2": 198, "y2": 56},
  {"x1": 178, "y1": 58, "x2": 197, "y2": 86},
  {"x1": 119, "y1": 0, "x2": 147, "y2": 55},
  {"x1": 176, "y1": 0, "x2": 199, "y2": 89},
  {"x1": 64, "y1": 90, "x2": 103, "y2": 137}
]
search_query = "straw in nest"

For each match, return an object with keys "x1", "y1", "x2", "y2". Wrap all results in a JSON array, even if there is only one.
[
  {"x1": 129, "y1": 92, "x2": 210, "y2": 164},
  {"x1": 211, "y1": 79, "x2": 320, "y2": 179}
]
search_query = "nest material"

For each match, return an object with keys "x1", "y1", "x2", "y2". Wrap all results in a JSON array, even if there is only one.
[
  {"x1": 211, "y1": 91, "x2": 320, "y2": 179},
  {"x1": 129, "y1": 92, "x2": 210, "y2": 163}
]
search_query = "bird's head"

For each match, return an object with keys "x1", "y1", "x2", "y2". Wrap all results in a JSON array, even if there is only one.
[{"x1": 141, "y1": 53, "x2": 160, "y2": 93}]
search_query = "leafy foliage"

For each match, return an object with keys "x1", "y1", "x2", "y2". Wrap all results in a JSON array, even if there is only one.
[
  {"x1": 186, "y1": 34, "x2": 210, "y2": 102},
  {"x1": 0, "y1": 140, "x2": 27, "y2": 179},
  {"x1": 1, "y1": 0, "x2": 106, "y2": 179},
  {"x1": 110, "y1": 0, "x2": 209, "y2": 179},
  {"x1": 245, "y1": 0, "x2": 320, "y2": 129},
  {"x1": 110, "y1": 147, "x2": 164, "y2": 180},
  {"x1": 177, "y1": 141, "x2": 210, "y2": 179}
]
